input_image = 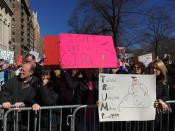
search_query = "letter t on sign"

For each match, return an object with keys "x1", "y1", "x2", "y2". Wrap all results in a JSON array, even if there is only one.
[{"x1": 101, "y1": 76, "x2": 105, "y2": 83}]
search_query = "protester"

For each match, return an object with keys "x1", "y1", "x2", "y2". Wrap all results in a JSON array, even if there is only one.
[
  {"x1": 131, "y1": 61, "x2": 145, "y2": 74},
  {"x1": 0, "y1": 63, "x2": 40, "y2": 110},
  {"x1": 60, "y1": 69, "x2": 81, "y2": 105},
  {"x1": 147, "y1": 60, "x2": 170, "y2": 131},
  {"x1": 76, "y1": 69, "x2": 99, "y2": 131},
  {"x1": 25, "y1": 54, "x2": 43, "y2": 81},
  {"x1": 38, "y1": 68, "x2": 59, "y2": 131},
  {"x1": 59, "y1": 69, "x2": 82, "y2": 131},
  {"x1": 0, "y1": 63, "x2": 40, "y2": 131}
]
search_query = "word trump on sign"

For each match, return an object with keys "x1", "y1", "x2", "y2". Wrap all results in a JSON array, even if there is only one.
[{"x1": 99, "y1": 74, "x2": 156, "y2": 122}]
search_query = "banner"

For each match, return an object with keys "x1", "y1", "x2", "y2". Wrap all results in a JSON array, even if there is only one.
[
  {"x1": 44, "y1": 36, "x2": 60, "y2": 66},
  {"x1": 138, "y1": 53, "x2": 153, "y2": 67},
  {"x1": 98, "y1": 74, "x2": 156, "y2": 122},
  {"x1": 59, "y1": 33, "x2": 118, "y2": 68}
]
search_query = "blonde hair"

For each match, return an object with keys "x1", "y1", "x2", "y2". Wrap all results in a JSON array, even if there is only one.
[{"x1": 148, "y1": 60, "x2": 168, "y2": 85}]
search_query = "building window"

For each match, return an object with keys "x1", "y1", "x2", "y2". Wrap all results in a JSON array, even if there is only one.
[
  {"x1": 21, "y1": 31, "x2": 24, "y2": 36},
  {"x1": 21, "y1": 18, "x2": 24, "y2": 23},
  {"x1": 21, "y1": 5, "x2": 24, "y2": 10},
  {"x1": 12, "y1": 38, "x2": 15, "y2": 42},
  {"x1": 13, "y1": 4, "x2": 15, "y2": 8},
  {"x1": 21, "y1": 25, "x2": 24, "y2": 30},
  {"x1": 12, "y1": 31, "x2": 15, "y2": 35},
  {"x1": 21, "y1": 50, "x2": 24, "y2": 55},
  {"x1": 12, "y1": 18, "x2": 15, "y2": 21},
  {"x1": 21, "y1": 38, "x2": 24, "y2": 42},
  {"x1": 21, "y1": 12, "x2": 24, "y2": 17}
]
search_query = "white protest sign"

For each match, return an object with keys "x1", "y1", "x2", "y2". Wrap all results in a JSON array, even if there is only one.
[
  {"x1": 0, "y1": 49, "x2": 14, "y2": 64},
  {"x1": 138, "y1": 53, "x2": 152, "y2": 67},
  {"x1": 98, "y1": 74, "x2": 156, "y2": 122},
  {"x1": 30, "y1": 51, "x2": 40, "y2": 62},
  {"x1": 6, "y1": 51, "x2": 14, "y2": 64}
]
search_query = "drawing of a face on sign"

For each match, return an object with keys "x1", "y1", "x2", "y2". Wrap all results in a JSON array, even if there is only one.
[
  {"x1": 118, "y1": 76, "x2": 151, "y2": 110},
  {"x1": 131, "y1": 77, "x2": 140, "y2": 87}
]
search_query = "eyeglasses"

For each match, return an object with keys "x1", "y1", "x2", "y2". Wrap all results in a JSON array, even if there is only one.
[
  {"x1": 133, "y1": 66, "x2": 141, "y2": 69},
  {"x1": 150, "y1": 66, "x2": 160, "y2": 70}
]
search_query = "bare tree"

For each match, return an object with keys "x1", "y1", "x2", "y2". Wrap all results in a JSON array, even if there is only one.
[
  {"x1": 140, "y1": 7, "x2": 175, "y2": 58},
  {"x1": 69, "y1": 0, "x2": 146, "y2": 47}
]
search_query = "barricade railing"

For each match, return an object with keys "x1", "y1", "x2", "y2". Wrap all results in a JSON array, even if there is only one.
[
  {"x1": 0, "y1": 100, "x2": 175, "y2": 131},
  {"x1": 1, "y1": 105, "x2": 80, "y2": 131},
  {"x1": 70, "y1": 101, "x2": 175, "y2": 131}
]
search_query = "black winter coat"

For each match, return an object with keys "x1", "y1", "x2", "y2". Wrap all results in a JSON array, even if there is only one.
[{"x1": 0, "y1": 76, "x2": 39, "y2": 106}]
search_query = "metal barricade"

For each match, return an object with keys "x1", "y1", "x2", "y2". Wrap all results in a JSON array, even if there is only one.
[
  {"x1": 71, "y1": 101, "x2": 175, "y2": 131},
  {"x1": 1, "y1": 101, "x2": 175, "y2": 131},
  {"x1": 2, "y1": 105, "x2": 80, "y2": 131},
  {"x1": 0, "y1": 105, "x2": 4, "y2": 131}
]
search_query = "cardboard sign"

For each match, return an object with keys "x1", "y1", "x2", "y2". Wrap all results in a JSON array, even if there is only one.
[
  {"x1": 138, "y1": 53, "x2": 153, "y2": 67},
  {"x1": 99, "y1": 74, "x2": 156, "y2": 122},
  {"x1": 44, "y1": 36, "x2": 60, "y2": 66},
  {"x1": 59, "y1": 33, "x2": 118, "y2": 68}
]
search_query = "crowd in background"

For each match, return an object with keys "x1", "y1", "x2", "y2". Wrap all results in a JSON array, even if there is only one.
[{"x1": 0, "y1": 54, "x2": 174, "y2": 131}]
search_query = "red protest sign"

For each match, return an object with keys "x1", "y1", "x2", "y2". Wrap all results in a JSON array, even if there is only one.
[
  {"x1": 17, "y1": 55, "x2": 23, "y2": 66},
  {"x1": 44, "y1": 36, "x2": 60, "y2": 66}
]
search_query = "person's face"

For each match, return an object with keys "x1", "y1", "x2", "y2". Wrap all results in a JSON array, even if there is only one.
[
  {"x1": 42, "y1": 74, "x2": 50, "y2": 81},
  {"x1": 133, "y1": 65, "x2": 142, "y2": 74},
  {"x1": 26, "y1": 56, "x2": 35, "y2": 64},
  {"x1": 153, "y1": 67, "x2": 161, "y2": 76},
  {"x1": 72, "y1": 69, "x2": 78, "y2": 76},
  {"x1": 20, "y1": 64, "x2": 33, "y2": 79},
  {"x1": 150, "y1": 67, "x2": 161, "y2": 76}
]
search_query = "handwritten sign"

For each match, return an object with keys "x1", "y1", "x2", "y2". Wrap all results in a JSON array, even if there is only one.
[
  {"x1": 138, "y1": 53, "x2": 153, "y2": 67},
  {"x1": 44, "y1": 36, "x2": 60, "y2": 66},
  {"x1": 59, "y1": 33, "x2": 118, "y2": 68},
  {"x1": 99, "y1": 74, "x2": 156, "y2": 122},
  {"x1": 0, "y1": 49, "x2": 14, "y2": 64}
]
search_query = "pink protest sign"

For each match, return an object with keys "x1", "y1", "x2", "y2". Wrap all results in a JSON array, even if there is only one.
[{"x1": 59, "y1": 33, "x2": 119, "y2": 68}]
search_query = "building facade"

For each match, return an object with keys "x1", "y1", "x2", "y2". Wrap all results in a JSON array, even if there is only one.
[
  {"x1": 0, "y1": 0, "x2": 13, "y2": 50},
  {"x1": 11, "y1": 0, "x2": 34, "y2": 59},
  {"x1": 32, "y1": 11, "x2": 43, "y2": 56}
]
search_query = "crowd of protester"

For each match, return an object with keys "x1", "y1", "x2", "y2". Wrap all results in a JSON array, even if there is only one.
[{"x1": 0, "y1": 54, "x2": 174, "y2": 131}]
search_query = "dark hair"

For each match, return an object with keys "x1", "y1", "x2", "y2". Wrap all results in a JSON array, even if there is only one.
[
  {"x1": 131, "y1": 61, "x2": 145, "y2": 74},
  {"x1": 42, "y1": 68, "x2": 57, "y2": 82},
  {"x1": 25, "y1": 54, "x2": 35, "y2": 60}
]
